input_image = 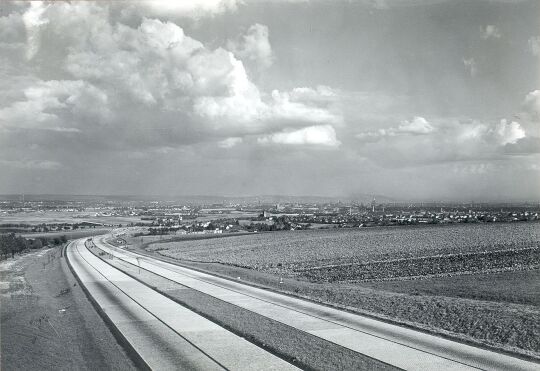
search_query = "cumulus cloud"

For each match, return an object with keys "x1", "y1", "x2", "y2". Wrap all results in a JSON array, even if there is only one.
[
  {"x1": 288, "y1": 85, "x2": 338, "y2": 103},
  {"x1": 0, "y1": 2, "x2": 341, "y2": 153},
  {"x1": 227, "y1": 23, "x2": 274, "y2": 69},
  {"x1": 355, "y1": 114, "x2": 531, "y2": 167},
  {"x1": 356, "y1": 116, "x2": 434, "y2": 139},
  {"x1": 269, "y1": 89, "x2": 343, "y2": 125},
  {"x1": 494, "y1": 119, "x2": 525, "y2": 145},
  {"x1": 440, "y1": 118, "x2": 525, "y2": 147},
  {"x1": 396, "y1": 116, "x2": 434, "y2": 135},
  {"x1": 22, "y1": 1, "x2": 49, "y2": 60},
  {"x1": 136, "y1": 0, "x2": 239, "y2": 19},
  {"x1": 218, "y1": 137, "x2": 243, "y2": 148},
  {"x1": 258, "y1": 125, "x2": 340, "y2": 147},
  {"x1": 0, "y1": 79, "x2": 109, "y2": 131},
  {"x1": 481, "y1": 25, "x2": 501, "y2": 40}
]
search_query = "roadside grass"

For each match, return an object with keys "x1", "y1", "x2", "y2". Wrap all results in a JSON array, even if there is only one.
[{"x1": 0, "y1": 247, "x2": 136, "y2": 370}]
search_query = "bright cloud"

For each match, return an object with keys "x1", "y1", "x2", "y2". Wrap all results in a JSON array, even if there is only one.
[
  {"x1": 258, "y1": 125, "x2": 340, "y2": 147},
  {"x1": 355, "y1": 114, "x2": 530, "y2": 167},
  {"x1": 494, "y1": 119, "x2": 525, "y2": 145},
  {"x1": 288, "y1": 85, "x2": 338, "y2": 102},
  {"x1": 397, "y1": 116, "x2": 434, "y2": 135},
  {"x1": 0, "y1": 2, "x2": 341, "y2": 151},
  {"x1": 218, "y1": 137, "x2": 243, "y2": 148},
  {"x1": 137, "y1": 0, "x2": 239, "y2": 19},
  {"x1": 269, "y1": 89, "x2": 343, "y2": 125},
  {"x1": 22, "y1": 2, "x2": 49, "y2": 60},
  {"x1": 356, "y1": 116, "x2": 434, "y2": 139}
]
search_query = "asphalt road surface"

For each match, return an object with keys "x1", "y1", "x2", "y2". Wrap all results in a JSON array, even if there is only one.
[{"x1": 68, "y1": 235, "x2": 539, "y2": 371}]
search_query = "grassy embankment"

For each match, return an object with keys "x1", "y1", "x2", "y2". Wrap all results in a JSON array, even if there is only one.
[{"x1": 0, "y1": 247, "x2": 136, "y2": 370}]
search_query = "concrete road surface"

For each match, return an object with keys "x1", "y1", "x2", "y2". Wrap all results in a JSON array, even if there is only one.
[{"x1": 67, "y1": 239, "x2": 299, "y2": 371}]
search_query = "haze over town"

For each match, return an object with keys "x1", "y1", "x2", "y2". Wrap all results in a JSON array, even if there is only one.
[{"x1": 1, "y1": 0, "x2": 539, "y2": 200}]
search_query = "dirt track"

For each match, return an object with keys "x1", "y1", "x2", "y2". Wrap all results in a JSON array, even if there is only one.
[{"x1": 0, "y1": 247, "x2": 136, "y2": 370}]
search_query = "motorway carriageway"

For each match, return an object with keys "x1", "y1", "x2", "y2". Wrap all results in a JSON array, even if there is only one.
[
  {"x1": 71, "y1": 236, "x2": 539, "y2": 371},
  {"x1": 67, "y1": 239, "x2": 298, "y2": 371}
]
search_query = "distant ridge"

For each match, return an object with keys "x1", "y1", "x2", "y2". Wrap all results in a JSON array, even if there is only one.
[
  {"x1": 0, "y1": 193, "x2": 393, "y2": 204},
  {"x1": 0, "y1": 194, "x2": 537, "y2": 204}
]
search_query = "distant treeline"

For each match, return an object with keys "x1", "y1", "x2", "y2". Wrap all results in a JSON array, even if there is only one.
[{"x1": 0, "y1": 233, "x2": 67, "y2": 260}]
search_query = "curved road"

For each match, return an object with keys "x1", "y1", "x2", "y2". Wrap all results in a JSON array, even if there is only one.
[
  {"x1": 67, "y1": 238, "x2": 299, "y2": 370},
  {"x1": 68, "y1": 235, "x2": 539, "y2": 371}
]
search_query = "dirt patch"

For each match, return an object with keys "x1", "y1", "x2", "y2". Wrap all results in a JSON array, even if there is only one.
[{"x1": 0, "y1": 248, "x2": 137, "y2": 370}]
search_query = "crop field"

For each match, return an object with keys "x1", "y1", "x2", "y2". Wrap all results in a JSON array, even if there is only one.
[
  {"x1": 145, "y1": 222, "x2": 540, "y2": 357},
  {"x1": 0, "y1": 211, "x2": 142, "y2": 226},
  {"x1": 148, "y1": 223, "x2": 540, "y2": 280},
  {"x1": 20, "y1": 229, "x2": 110, "y2": 240}
]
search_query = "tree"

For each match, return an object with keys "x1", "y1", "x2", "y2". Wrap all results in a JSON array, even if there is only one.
[
  {"x1": 29, "y1": 238, "x2": 43, "y2": 249},
  {"x1": 0, "y1": 234, "x2": 27, "y2": 258}
]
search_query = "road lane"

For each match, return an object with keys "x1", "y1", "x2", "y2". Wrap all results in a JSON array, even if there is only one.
[
  {"x1": 93, "y1": 235, "x2": 539, "y2": 371},
  {"x1": 67, "y1": 239, "x2": 299, "y2": 371}
]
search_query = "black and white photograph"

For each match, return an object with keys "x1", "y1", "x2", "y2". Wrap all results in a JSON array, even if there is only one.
[{"x1": 0, "y1": 0, "x2": 539, "y2": 370}]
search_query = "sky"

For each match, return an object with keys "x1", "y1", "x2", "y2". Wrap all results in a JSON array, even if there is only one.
[{"x1": 0, "y1": 0, "x2": 539, "y2": 200}]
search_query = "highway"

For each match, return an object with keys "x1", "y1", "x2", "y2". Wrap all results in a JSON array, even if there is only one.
[
  {"x1": 66, "y1": 239, "x2": 299, "y2": 370},
  {"x1": 68, "y1": 235, "x2": 539, "y2": 371}
]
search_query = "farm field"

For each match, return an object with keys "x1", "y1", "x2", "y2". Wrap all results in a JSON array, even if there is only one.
[
  {"x1": 144, "y1": 222, "x2": 540, "y2": 358},
  {"x1": 148, "y1": 223, "x2": 540, "y2": 278},
  {"x1": 360, "y1": 268, "x2": 540, "y2": 306},
  {"x1": 20, "y1": 228, "x2": 111, "y2": 240},
  {"x1": 119, "y1": 231, "x2": 253, "y2": 249},
  {"x1": 195, "y1": 211, "x2": 259, "y2": 222},
  {"x1": 0, "y1": 211, "x2": 142, "y2": 226}
]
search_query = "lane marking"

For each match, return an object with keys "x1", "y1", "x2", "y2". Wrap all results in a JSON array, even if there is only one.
[{"x1": 72, "y1": 241, "x2": 230, "y2": 371}]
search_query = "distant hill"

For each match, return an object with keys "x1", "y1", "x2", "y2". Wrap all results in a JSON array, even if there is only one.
[{"x1": 0, "y1": 193, "x2": 395, "y2": 204}]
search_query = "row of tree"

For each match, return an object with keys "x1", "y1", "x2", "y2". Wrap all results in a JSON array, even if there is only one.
[{"x1": 0, "y1": 233, "x2": 67, "y2": 259}]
